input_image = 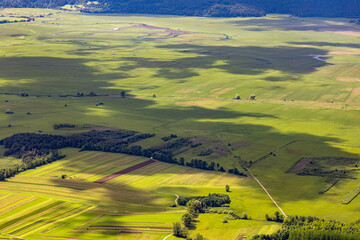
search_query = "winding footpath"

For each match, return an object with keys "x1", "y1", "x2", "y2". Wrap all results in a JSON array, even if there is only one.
[{"x1": 163, "y1": 233, "x2": 173, "y2": 240}]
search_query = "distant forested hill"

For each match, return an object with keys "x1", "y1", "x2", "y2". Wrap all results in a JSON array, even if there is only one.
[{"x1": 0, "y1": 0, "x2": 359, "y2": 18}]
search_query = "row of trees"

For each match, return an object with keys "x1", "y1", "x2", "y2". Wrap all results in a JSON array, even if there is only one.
[
  {"x1": 0, "y1": 151, "x2": 64, "y2": 181},
  {"x1": 1, "y1": 0, "x2": 359, "y2": 18},
  {"x1": 266, "y1": 211, "x2": 285, "y2": 223},
  {"x1": 1, "y1": 130, "x2": 247, "y2": 178},
  {"x1": 177, "y1": 193, "x2": 231, "y2": 209}
]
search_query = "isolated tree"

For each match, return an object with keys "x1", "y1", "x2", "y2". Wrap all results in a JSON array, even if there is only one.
[
  {"x1": 249, "y1": 94, "x2": 256, "y2": 100},
  {"x1": 234, "y1": 94, "x2": 240, "y2": 100},
  {"x1": 120, "y1": 90, "x2": 126, "y2": 98},
  {"x1": 152, "y1": 93, "x2": 157, "y2": 98},
  {"x1": 242, "y1": 212, "x2": 248, "y2": 219},
  {"x1": 226, "y1": 184, "x2": 230, "y2": 192}
]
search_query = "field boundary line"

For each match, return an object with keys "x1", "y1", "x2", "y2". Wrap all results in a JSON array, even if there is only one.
[{"x1": 245, "y1": 166, "x2": 287, "y2": 217}]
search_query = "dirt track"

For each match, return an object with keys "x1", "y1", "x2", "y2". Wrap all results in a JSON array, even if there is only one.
[{"x1": 93, "y1": 159, "x2": 156, "y2": 183}]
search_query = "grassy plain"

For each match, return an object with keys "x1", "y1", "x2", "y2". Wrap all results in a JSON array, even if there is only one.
[{"x1": 0, "y1": 8, "x2": 359, "y2": 239}]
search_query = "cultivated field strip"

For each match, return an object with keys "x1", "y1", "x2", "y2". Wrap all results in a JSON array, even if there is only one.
[
  {"x1": 0, "y1": 194, "x2": 94, "y2": 238},
  {"x1": 36, "y1": 152, "x2": 112, "y2": 177},
  {"x1": 80, "y1": 157, "x2": 140, "y2": 181},
  {"x1": 0, "y1": 196, "x2": 39, "y2": 216},
  {"x1": 107, "y1": 161, "x2": 173, "y2": 187},
  {"x1": 49, "y1": 154, "x2": 129, "y2": 180},
  {"x1": 21, "y1": 151, "x2": 95, "y2": 176},
  {"x1": 93, "y1": 159, "x2": 156, "y2": 183},
  {"x1": 74, "y1": 156, "x2": 140, "y2": 181}
]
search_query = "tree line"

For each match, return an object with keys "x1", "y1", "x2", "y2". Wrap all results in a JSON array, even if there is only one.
[
  {"x1": 1, "y1": 130, "x2": 246, "y2": 178},
  {"x1": 1, "y1": 0, "x2": 359, "y2": 18},
  {"x1": 174, "y1": 193, "x2": 231, "y2": 239},
  {"x1": 253, "y1": 215, "x2": 360, "y2": 240},
  {"x1": 0, "y1": 150, "x2": 64, "y2": 181}
]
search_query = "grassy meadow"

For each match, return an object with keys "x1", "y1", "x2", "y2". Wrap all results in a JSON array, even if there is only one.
[{"x1": 0, "y1": 8, "x2": 359, "y2": 239}]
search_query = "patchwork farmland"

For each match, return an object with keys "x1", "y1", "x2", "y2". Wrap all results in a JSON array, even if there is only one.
[
  {"x1": 0, "y1": 150, "x2": 280, "y2": 239},
  {"x1": 0, "y1": 7, "x2": 359, "y2": 240}
]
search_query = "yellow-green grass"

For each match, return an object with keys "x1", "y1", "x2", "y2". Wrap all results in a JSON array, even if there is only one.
[{"x1": 0, "y1": 8, "x2": 359, "y2": 239}]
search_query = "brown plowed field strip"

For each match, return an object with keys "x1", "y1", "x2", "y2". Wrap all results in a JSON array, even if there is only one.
[
  {"x1": 93, "y1": 160, "x2": 156, "y2": 184},
  {"x1": 90, "y1": 225, "x2": 171, "y2": 230}
]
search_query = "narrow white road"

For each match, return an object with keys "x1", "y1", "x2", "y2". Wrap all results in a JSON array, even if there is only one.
[
  {"x1": 163, "y1": 233, "x2": 173, "y2": 240},
  {"x1": 245, "y1": 167, "x2": 287, "y2": 217},
  {"x1": 314, "y1": 55, "x2": 360, "y2": 63}
]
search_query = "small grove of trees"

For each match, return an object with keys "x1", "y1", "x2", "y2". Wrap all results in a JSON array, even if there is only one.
[
  {"x1": 253, "y1": 216, "x2": 360, "y2": 240},
  {"x1": 161, "y1": 134, "x2": 177, "y2": 141},
  {"x1": 182, "y1": 213, "x2": 193, "y2": 227},
  {"x1": 53, "y1": 123, "x2": 76, "y2": 129},
  {"x1": 173, "y1": 222, "x2": 188, "y2": 238},
  {"x1": 178, "y1": 193, "x2": 231, "y2": 209},
  {"x1": 266, "y1": 211, "x2": 285, "y2": 223},
  {"x1": 228, "y1": 167, "x2": 247, "y2": 177},
  {"x1": 186, "y1": 159, "x2": 216, "y2": 171},
  {"x1": 197, "y1": 149, "x2": 212, "y2": 156}
]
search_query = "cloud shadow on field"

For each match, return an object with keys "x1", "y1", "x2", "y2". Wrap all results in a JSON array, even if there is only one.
[
  {"x1": 0, "y1": 56, "x2": 129, "y2": 94},
  {"x1": 118, "y1": 44, "x2": 329, "y2": 82},
  {"x1": 231, "y1": 18, "x2": 360, "y2": 33},
  {"x1": 287, "y1": 42, "x2": 360, "y2": 49}
]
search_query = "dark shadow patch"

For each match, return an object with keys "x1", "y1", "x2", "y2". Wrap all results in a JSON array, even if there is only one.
[
  {"x1": 118, "y1": 44, "x2": 328, "y2": 82},
  {"x1": 231, "y1": 18, "x2": 360, "y2": 32},
  {"x1": 9, "y1": 34, "x2": 29, "y2": 37},
  {"x1": 0, "y1": 56, "x2": 129, "y2": 94}
]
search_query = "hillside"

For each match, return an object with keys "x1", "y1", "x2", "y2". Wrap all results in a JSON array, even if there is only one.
[{"x1": 0, "y1": 0, "x2": 359, "y2": 17}]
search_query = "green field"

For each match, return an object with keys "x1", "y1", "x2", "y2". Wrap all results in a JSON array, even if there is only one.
[{"x1": 0, "y1": 8, "x2": 359, "y2": 239}]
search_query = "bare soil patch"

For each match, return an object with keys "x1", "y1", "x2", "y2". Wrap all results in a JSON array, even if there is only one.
[
  {"x1": 93, "y1": 160, "x2": 156, "y2": 184},
  {"x1": 320, "y1": 28, "x2": 360, "y2": 37},
  {"x1": 177, "y1": 88, "x2": 196, "y2": 94},
  {"x1": 210, "y1": 88, "x2": 222, "y2": 93},
  {"x1": 287, "y1": 158, "x2": 313, "y2": 173},
  {"x1": 337, "y1": 77, "x2": 360, "y2": 82},
  {"x1": 209, "y1": 143, "x2": 228, "y2": 156},
  {"x1": 190, "y1": 137, "x2": 212, "y2": 145},
  {"x1": 233, "y1": 142, "x2": 249, "y2": 148},
  {"x1": 353, "y1": 88, "x2": 360, "y2": 94},
  {"x1": 90, "y1": 225, "x2": 171, "y2": 230},
  {"x1": 211, "y1": 87, "x2": 234, "y2": 97}
]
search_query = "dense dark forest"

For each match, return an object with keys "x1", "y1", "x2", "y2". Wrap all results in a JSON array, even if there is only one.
[
  {"x1": 0, "y1": 130, "x2": 246, "y2": 179},
  {"x1": 0, "y1": 0, "x2": 359, "y2": 18}
]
